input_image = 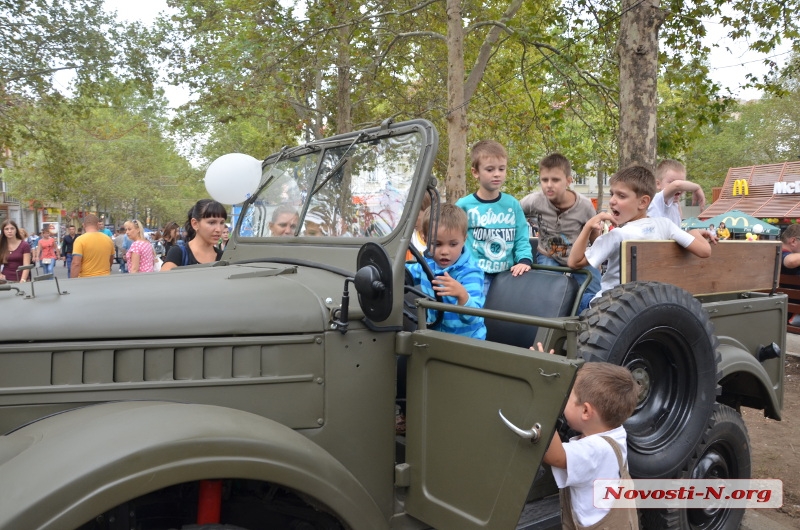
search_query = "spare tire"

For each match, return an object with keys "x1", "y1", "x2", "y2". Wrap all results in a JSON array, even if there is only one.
[{"x1": 578, "y1": 281, "x2": 721, "y2": 479}]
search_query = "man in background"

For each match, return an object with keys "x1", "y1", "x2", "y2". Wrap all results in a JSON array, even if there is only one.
[
  {"x1": 60, "y1": 225, "x2": 78, "y2": 278},
  {"x1": 71, "y1": 214, "x2": 115, "y2": 278}
]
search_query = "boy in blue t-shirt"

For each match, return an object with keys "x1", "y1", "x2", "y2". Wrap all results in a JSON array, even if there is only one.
[{"x1": 456, "y1": 140, "x2": 533, "y2": 294}]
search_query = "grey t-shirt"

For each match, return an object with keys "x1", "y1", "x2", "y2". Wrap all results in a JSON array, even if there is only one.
[{"x1": 520, "y1": 190, "x2": 596, "y2": 266}]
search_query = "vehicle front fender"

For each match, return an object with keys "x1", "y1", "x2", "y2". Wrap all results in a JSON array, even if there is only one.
[
  {"x1": 717, "y1": 343, "x2": 783, "y2": 420},
  {"x1": 0, "y1": 401, "x2": 387, "y2": 530}
]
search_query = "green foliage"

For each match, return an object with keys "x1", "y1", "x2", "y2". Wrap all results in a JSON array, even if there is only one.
[
  {"x1": 686, "y1": 60, "x2": 800, "y2": 196},
  {"x1": 5, "y1": 84, "x2": 202, "y2": 227}
]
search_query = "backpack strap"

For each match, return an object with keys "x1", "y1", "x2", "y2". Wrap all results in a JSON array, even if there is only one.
[{"x1": 180, "y1": 244, "x2": 189, "y2": 267}]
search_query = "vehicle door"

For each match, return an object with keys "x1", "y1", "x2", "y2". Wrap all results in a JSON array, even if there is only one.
[{"x1": 404, "y1": 329, "x2": 579, "y2": 530}]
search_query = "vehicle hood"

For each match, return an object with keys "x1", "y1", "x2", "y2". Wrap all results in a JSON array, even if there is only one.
[{"x1": 0, "y1": 263, "x2": 351, "y2": 342}]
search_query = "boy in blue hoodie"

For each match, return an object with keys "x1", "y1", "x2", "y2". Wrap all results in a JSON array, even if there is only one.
[
  {"x1": 456, "y1": 140, "x2": 532, "y2": 294},
  {"x1": 406, "y1": 203, "x2": 486, "y2": 339}
]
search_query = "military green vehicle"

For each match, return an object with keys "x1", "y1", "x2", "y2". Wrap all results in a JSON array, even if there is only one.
[{"x1": 0, "y1": 119, "x2": 785, "y2": 530}]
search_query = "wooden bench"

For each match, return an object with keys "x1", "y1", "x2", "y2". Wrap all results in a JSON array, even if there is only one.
[
  {"x1": 619, "y1": 240, "x2": 780, "y2": 296},
  {"x1": 777, "y1": 274, "x2": 800, "y2": 334}
]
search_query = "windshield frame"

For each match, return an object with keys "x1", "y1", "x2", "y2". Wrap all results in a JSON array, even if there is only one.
[{"x1": 233, "y1": 119, "x2": 438, "y2": 247}]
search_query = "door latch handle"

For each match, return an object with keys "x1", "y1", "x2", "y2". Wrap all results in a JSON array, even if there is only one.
[{"x1": 498, "y1": 410, "x2": 541, "y2": 443}]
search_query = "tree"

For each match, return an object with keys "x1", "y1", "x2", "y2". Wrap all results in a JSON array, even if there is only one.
[
  {"x1": 1, "y1": 0, "x2": 157, "y2": 156},
  {"x1": 686, "y1": 54, "x2": 800, "y2": 194},
  {"x1": 5, "y1": 84, "x2": 202, "y2": 226}
]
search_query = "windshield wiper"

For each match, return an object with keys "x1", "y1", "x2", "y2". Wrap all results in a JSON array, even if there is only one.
[
  {"x1": 243, "y1": 144, "x2": 316, "y2": 207},
  {"x1": 308, "y1": 132, "x2": 365, "y2": 199}
]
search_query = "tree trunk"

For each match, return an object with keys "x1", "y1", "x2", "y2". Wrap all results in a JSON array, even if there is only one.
[
  {"x1": 445, "y1": 0, "x2": 468, "y2": 203},
  {"x1": 616, "y1": 0, "x2": 666, "y2": 172},
  {"x1": 335, "y1": 22, "x2": 352, "y2": 135},
  {"x1": 444, "y1": 0, "x2": 524, "y2": 203}
]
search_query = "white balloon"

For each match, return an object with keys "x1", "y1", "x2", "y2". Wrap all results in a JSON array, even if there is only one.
[
  {"x1": 204, "y1": 153, "x2": 262, "y2": 205},
  {"x1": 753, "y1": 224, "x2": 764, "y2": 234}
]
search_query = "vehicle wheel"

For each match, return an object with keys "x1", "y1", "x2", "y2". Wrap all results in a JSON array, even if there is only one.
[
  {"x1": 640, "y1": 404, "x2": 751, "y2": 530},
  {"x1": 578, "y1": 281, "x2": 721, "y2": 479}
]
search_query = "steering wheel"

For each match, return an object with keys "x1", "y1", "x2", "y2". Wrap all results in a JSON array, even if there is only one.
[{"x1": 404, "y1": 244, "x2": 445, "y2": 329}]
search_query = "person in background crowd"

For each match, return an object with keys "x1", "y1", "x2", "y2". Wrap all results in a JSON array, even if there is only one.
[
  {"x1": 0, "y1": 220, "x2": 32, "y2": 283},
  {"x1": 60, "y1": 225, "x2": 78, "y2": 278},
  {"x1": 781, "y1": 224, "x2": 800, "y2": 325},
  {"x1": 268, "y1": 205, "x2": 299, "y2": 236},
  {"x1": 717, "y1": 222, "x2": 731, "y2": 241},
  {"x1": 114, "y1": 227, "x2": 128, "y2": 273},
  {"x1": 26, "y1": 230, "x2": 39, "y2": 264},
  {"x1": 35, "y1": 226, "x2": 59, "y2": 275},
  {"x1": 71, "y1": 214, "x2": 115, "y2": 278},
  {"x1": 161, "y1": 221, "x2": 181, "y2": 260},
  {"x1": 98, "y1": 220, "x2": 114, "y2": 238},
  {"x1": 217, "y1": 224, "x2": 230, "y2": 251},
  {"x1": 125, "y1": 220, "x2": 157, "y2": 274},
  {"x1": 161, "y1": 199, "x2": 228, "y2": 270}
]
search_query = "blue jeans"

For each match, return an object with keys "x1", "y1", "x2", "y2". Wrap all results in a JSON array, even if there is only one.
[
  {"x1": 65, "y1": 254, "x2": 73, "y2": 278},
  {"x1": 41, "y1": 259, "x2": 55, "y2": 275},
  {"x1": 482, "y1": 273, "x2": 497, "y2": 297},
  {"x1": 535, "y1": 255, "x2": 601, "y2": 313}
]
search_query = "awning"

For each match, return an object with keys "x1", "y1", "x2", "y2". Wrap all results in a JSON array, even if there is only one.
[{"x1": 699, "y1": 210, "x2": 779, "y2": 235}]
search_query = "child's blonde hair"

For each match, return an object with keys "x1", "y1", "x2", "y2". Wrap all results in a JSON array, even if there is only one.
[
  {"x1": 422, "y1": 203, "x2": 467, "y2": 238},
  {"x1": 471, "y1": 140, "x2": 507, "y2": 170},
  {"x1": 610, "y1": 166, "x2": 656, "y2": 200},
  {"x1": 573, "y1": 363, "x2": 639, "y2": 428},
  {"x1": 655, "y1": 159, "x2": 686, "y2": 182}
]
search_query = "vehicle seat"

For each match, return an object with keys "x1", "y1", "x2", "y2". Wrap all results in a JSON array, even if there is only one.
[{"x1": 483, "y1": 270, "x2": 579, "y2": 348}]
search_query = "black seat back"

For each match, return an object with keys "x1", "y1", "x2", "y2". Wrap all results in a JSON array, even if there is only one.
[{"x1": 483, "y1": 269, "x2": 579, "y2": 348}]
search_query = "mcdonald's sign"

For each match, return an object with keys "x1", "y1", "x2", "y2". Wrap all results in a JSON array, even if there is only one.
[
  {"x1": 723, "y1": 216, "x2": 749, "y2": 229},
  {"x1": 732, "y1": 179, "x2": 749, "y2": 196}
]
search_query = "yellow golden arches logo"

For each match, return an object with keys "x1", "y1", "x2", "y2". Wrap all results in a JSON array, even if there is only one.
[
  {"x1": 732, "y1": 179, "x2": 749, "y2": 196},
  {"x1": 722, "y1": 216, "x2": 749, "y2": 228}
]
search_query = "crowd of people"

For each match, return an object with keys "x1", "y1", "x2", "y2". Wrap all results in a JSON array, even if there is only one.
[{"x1": 0, "y1": 199, "x2": 230, "y2": 282}]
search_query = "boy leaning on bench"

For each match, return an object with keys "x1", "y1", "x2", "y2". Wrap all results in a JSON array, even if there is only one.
[{"x1": 568, "y1": 166, "x2": 712, "y2": 305}]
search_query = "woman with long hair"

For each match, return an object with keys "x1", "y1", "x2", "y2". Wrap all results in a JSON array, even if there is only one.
[
  {"x1": 0, "y1": 220, "x2": 32, "y2": 283},
  {"x1": 161, "y1": 199, "x2": 227, "y2": 271},
  {"x1": 124, "y1": 219, "x2": 156, "y2": 274},
  {"x1": 161, "y1": 221, "x2": 180, "y2": 257}
]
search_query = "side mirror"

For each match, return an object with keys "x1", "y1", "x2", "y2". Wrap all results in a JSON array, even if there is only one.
[{"x1": 354, "y1": 242, "x2": 393, "y2": 322}]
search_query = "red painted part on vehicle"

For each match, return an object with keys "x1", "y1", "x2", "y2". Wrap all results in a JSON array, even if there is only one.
[{"x1": 197, "y1": 480, "x2": 223, "y2": 524}]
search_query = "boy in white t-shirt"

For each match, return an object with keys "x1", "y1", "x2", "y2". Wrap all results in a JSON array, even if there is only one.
[
  {"x1": 568, "y1": 165, "x2": 711, "y2": 301},
  {"x1": 543, "y1": 362, "x2": 641, "y2": 528},
  {"x1": 647, "y1": 159, "x2": 705, "y2": 226}
]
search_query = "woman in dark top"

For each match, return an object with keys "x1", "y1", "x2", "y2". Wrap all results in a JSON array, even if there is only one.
[
  {"x1": 161, "y1": 221, "x2": 180, "y2": 258},
  {"x1": 161, "y1": 200, "x2": 227, "y2": 271},
  {"x1": 0, "y1": 220, "x2": 32, "y2": 282}
]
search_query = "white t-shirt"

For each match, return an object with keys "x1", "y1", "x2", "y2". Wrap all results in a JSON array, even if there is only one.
[
  {"x1": 586, "y1": 217, "x2": 695, "y2": 299},
  {"x1": 647, "y1": 190, "x2": 682, "y2": 226},
  {"x1": 551, "y1": 425, "x2": 628, "y2": 527}
]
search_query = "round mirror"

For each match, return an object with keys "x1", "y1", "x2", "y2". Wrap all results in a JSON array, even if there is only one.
[{"x1": 355, "y1": 243, "x2": 393, "y2": 322}]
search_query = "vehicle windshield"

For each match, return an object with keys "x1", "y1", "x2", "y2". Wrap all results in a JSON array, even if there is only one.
[{"x1": 237, "y1": 129, "x2": 423, "y2": 239}]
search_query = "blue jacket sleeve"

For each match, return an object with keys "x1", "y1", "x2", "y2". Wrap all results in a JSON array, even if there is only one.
[{"x1": 457, "y1": 264, "x2": 485, "y2": 322}]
